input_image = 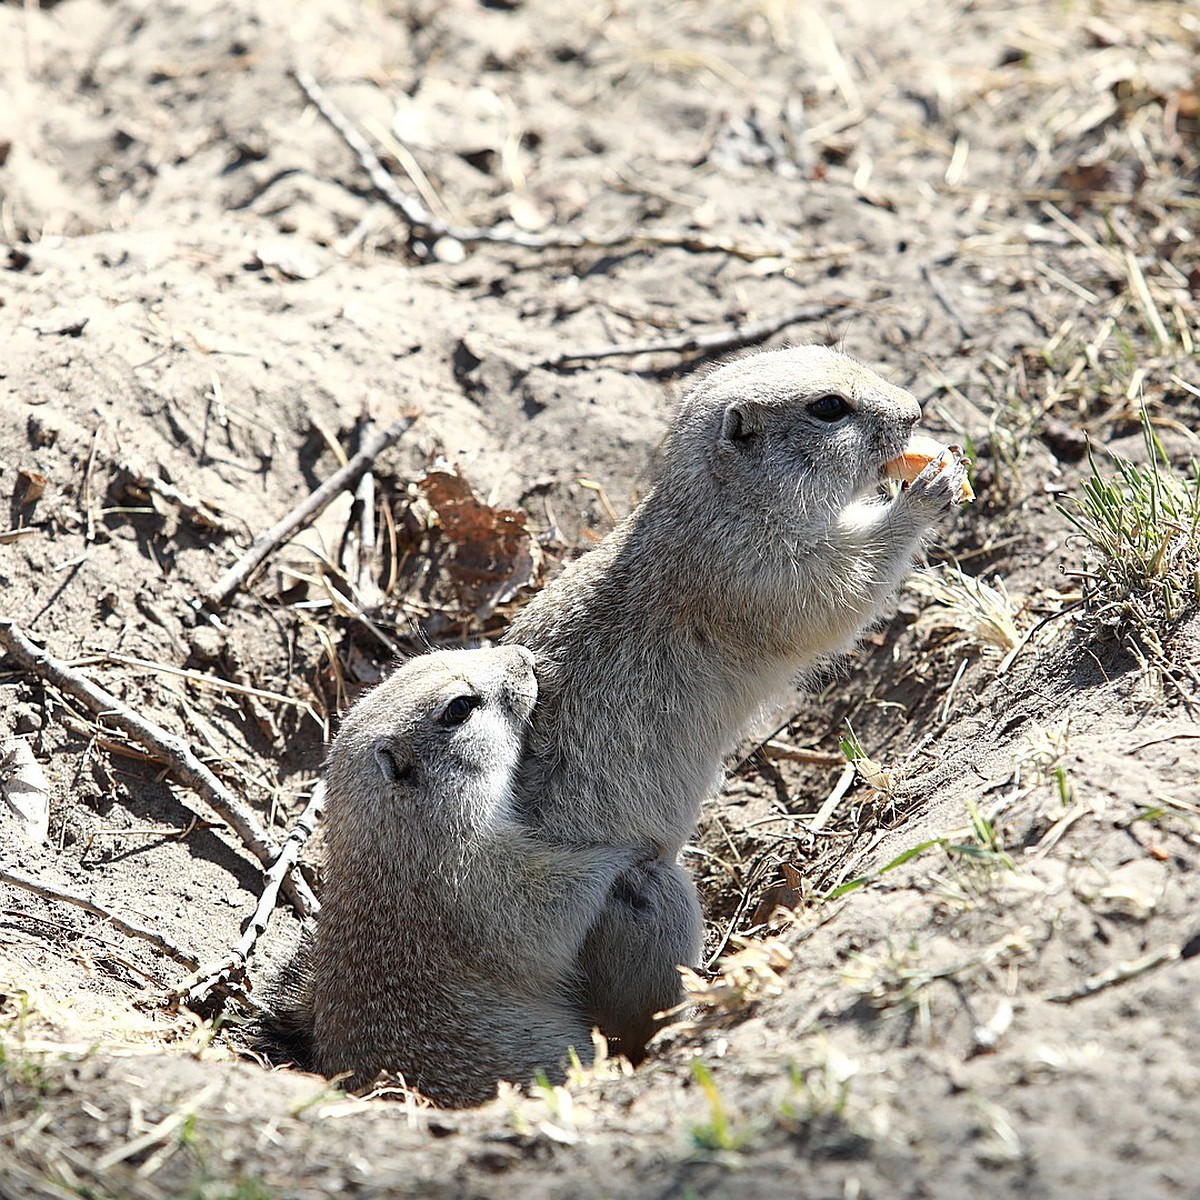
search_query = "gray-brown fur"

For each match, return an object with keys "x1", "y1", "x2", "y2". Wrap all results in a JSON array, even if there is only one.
[
  {"x1": 310, "y1": 644, "x2": 636, "y2": 1105},
  {"x1": 577, "y1": 856, "x2": 702, "y2": 1058},
  {"x1": 504, "y1": 345, "x2": 968, "y2": 1049}
]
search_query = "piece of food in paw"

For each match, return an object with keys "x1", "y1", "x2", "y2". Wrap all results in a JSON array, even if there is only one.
[{"x1": 883, "y1": 434, "x2": 975, "y2": 504}]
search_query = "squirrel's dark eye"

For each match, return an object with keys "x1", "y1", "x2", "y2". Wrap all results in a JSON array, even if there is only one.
[
  {"x1": 440, "y1": 694, "x2": 482, "y2": 727},
  {"x1": 807, "y1": 394, "x2": 850, "y2": 422}
]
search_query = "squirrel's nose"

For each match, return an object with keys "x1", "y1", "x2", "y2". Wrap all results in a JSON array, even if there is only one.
[{"x1": 506, "y1": 644, "x2": 536, "y2": 671}]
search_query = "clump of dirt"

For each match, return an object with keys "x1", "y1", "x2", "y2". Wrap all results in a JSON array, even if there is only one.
[{"x1": 2, "y1": 0, "x2": 1199, "y2": 1196}]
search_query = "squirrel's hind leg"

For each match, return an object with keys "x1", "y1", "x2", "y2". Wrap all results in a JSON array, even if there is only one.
[{"x1": 578, "y1": 857, "x2": 702, "y2": 1062}]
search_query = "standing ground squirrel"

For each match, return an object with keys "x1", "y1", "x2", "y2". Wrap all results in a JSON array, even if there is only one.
[
  {"x1": 311, "y1": 644, "x2": 637, "y2": 1104},
  {"x1": 504, "y1": 345, "x2": 970, "y2": 1052}
]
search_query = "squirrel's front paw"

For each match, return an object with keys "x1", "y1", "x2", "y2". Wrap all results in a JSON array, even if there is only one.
[{"x1": 902, "y1": 447, "x2": 971, "y2": 517}]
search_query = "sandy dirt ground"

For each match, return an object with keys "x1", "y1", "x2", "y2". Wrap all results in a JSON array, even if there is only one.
[{"x1": 1, "y1": 0, "x2": 1199, "y2": 1196}]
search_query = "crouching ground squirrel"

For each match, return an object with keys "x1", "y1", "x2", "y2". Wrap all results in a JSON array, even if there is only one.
[
  {"x1": 504, "y1": 344, "x2": 971, "y2": 1053},
  {"x1": 310, "y1": 644, "x2": 637, "y2": 1104}
]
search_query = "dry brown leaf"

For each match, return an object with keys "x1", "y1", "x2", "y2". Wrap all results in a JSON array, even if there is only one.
[
  {"x1": 419, "y1": 467, "x2": 539, "y2": 620},
  {"x1": 750, "y1": 862, "x2": 806, "y2": 926},
  {"x1": 17, "y1": 469, "x2": 47, "y2": 507}
]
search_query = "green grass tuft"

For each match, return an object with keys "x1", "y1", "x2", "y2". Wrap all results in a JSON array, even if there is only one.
[
  {"x1": 1058, "y1": 408, "x2": 1200, "y2": 690},
  {"x1": 689, "y1": 1059, "x2": 751, "y2": 1153}
]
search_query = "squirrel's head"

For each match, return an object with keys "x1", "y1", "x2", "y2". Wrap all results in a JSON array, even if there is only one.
[
  {"x1": 665, "y1": 344, "x2": 920, "y2": 523},
  {"x1": 324, "y1": 644, "x2": 537, "y2": 827}
]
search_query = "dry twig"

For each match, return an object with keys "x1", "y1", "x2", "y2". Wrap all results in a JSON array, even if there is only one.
[
  {"x1": 759, "y1": 739, "x2": 844, "y2": 767},
  {"x1": 808, "y1": 762, "x2": 858, "y2": 833},
  {"x1": 538, "y1": 299, "x2": 853, "y2": 369},
  {"x1": 1047, "y1": 943, "x2": 1183, "y2": 1003},
  {"x1": 919, "y1": 260, "x2": 974, "y2": 341},
  {"x1": 171, "y1": 781, "x2": 326, "y2": 1006},
  {"x1": 203, "y1": 413, "x2": 417, "y2": 610},
  {"x1": 0, "y1": 863, "x2": 199, "y2": 969},
  {"x1": 79, "y1": 426, "x2": 101, "y2": 547},
  {"x1": 339, "y1": 419, "x2": 384, "y2": 611},
  {"x1": 293, "y1": 68, "x2": 815, "y2": 263},
  {"x1": 0, "y1": 618, "x2": 317, "y2": 916}
]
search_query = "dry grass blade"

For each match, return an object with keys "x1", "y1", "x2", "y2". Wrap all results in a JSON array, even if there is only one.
[
  {"x1": 672, "y1": 934, "x2": 794, "y2": 1033},
  {"x1": 279, "y1": 562, "x2": 406, "y2": 657},
  {"x1": 908, "y1": 565, "x2": 1025, "y2": 660},
  {"x1": 93, "y1": 652, "x2": 322, "y2": 725},
  {"x1": 0, "y1": 1125, "x2": 168, "y2": 1200},
  {"x1": 1123, "y1": 248, "x2": 1171, "y2": 352},
  {"x1": 93, "y1": 1082, "x2": 221, "y2": 1172}
]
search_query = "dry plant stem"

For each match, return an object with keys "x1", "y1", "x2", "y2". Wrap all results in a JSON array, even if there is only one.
[
  {"x1": 0, "y1": 863, "x2": 200, "y2": 970},
  {"x1": 0, "y1": 618, "x2": 317, "y2": 917},
  {"x1": 4, "y1": 1136, "x2": 165, "y2": 1200},
  {"x1": 172, "y1": 781, "x2": 326, "y2": 1006},
  {"x1": 761, "y1": 739, "x2": 844, "y2": 766},
  {"x1": 808, "y1": 762, "x2": 858, "y2": 833},
  {"x1": 919, "y1": 260, "x2": 974, "y2": 341},
  {"x1": 79, "y1": 425, "x2": 101, "y2": 546},
  {"x1": 203, "y1": 414, "x2": 416, "y2": 610},
  {"x1": 539, "y1": 300, "x2": 853, "y2": 368},
  {"x1": 119, "y1": 463, "x2": 227, "y2": 531},
  {"x1": 293, "y1": 68, "x2": 799, "y2": 261},
  {"x1": 339, "y1": 419, "x2": 383, "y2": 611},
  {"x1": 90, "y1": 651, "x2": 320, "y2": 720},
  {"x1": 353, "y1": 468, "x2": 380, "y2": 606},
  {"x1": 1048, "y1": 943, "x2": 1182, "y2": 1003},
  {"x1": 94, "y1": 1081, "x2": 220, "y2": 1173}
]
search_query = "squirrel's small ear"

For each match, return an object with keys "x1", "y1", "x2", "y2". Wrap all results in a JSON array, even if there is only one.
[
  {"x1": 719, "y1": 400, "x2": 759, "y2": 447},
  {"x1": 372, "y1": 739, "x2": 416, "y2": 786}
]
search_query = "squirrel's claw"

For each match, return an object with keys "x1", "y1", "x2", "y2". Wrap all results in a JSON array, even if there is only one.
[{"x1": 903, "y1": 447, "x2": 970, "y2": 514}]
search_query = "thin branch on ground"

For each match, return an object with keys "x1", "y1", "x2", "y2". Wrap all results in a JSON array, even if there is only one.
[
  {"x1": 759, "y1": 739, "x2": 845, "y2": 767},
  {"x1": 537, "y1": 300, "x2": 854, "y2": 369},
  {"x1": 1047, "y1": 943, "x2": 1183, "y2": 1003},
  {"x1": 203, "y1": 413, "x2": 417, "y2": 610},
  {"x1": 0, "y1": 619, "x2": 317, "y2": 917},
  {"x1": 171, "y1": 781, "x2": 326, "y2": 1007},
  {"x1": 0, "y1": 863, "x2": 200, "y2": 969},
  {"x1": 919, "y1": 260, "x2": 974, "y2": 341},
  {"x1": 79, "y1": 425, "x2": 101, "y2": 547},
  {"x1": 86, "y1": 651, "x2": 322, "y2": 723},
  {"x1": 292, "y1": 68, "x2": 822, "y2": 263}
]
